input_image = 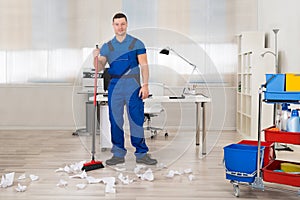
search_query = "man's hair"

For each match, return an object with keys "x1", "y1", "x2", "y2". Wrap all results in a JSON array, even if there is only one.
[{"x1": 112, "y1": 13, "x2": 127, "y2": 22}]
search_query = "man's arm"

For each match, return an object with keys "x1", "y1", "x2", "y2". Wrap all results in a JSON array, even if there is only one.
[
  {"x1": 138, "y1": 53, "x2": 149, "y2": 99},
  {"x1": 93, "y1": 48, "x2": 107, "y2": 71}
]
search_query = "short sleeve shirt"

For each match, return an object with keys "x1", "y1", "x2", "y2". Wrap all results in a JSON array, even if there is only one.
[{"x1": 100, "y1": 34, "x2": 146, "y2": 65}]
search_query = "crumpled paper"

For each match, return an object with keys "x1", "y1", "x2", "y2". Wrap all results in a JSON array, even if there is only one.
[
  {"x1": 156, "y1": 163, "x2": 167, "y2": 169},
  {"x1": 18, "y1": 174, "x2": 26, "y2": 180},
  {"x1": 86, "y1": 176, "x2": 102, "y2": 184},
  {"x1": 118, "y1": 173, "x2": 134, "y2": 185},
  {"x1": 101, "y1": 177, "x2": 116, "y2": 193},
  {"x1": 134, "y1": 164, "x2": 146, "y2": 174},
  {"x1": 55, "y1": 160, "x2": 86, "y2": 174},
  {"x1": 15, "y1": 183, "x2": 27, "y2": 192},
  {"x1": 76, "y1": 183, "x2": 87, "y2": 190},
  {"x1": 188, "y1": 174, "x2": 195, "y2": 181},
  {"x1": 0, "y1": 172, "x2": 15, "y2": 188},
  {"x1": 69, "y1": 171, "x2": 87, "y2": 179},
  {"x1": 137, "y1": 168, "x2": 154, "y2": 181},
  {"x1": 56, "y1": 179, "x2": 68, "y2": 187},
  {"x1": 29, "y1": 174, "x2": 39, "y2": 181},
  {"x1": 184, "y1": 168, "x2": 193, "y2": 174},
  {"x1": 165, "y1": 170, "x2": 182, "y2": 178}
]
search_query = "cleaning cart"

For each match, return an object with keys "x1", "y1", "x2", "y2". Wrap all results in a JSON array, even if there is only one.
[
  {"x1": 224, "y1": 73, "x2": 300, "y2": 197},
  {"x1": 258, "y1": 74, "x2": 300, "y2": 192}
]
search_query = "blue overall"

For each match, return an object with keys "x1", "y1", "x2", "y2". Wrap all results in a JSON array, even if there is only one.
[{"x1": 100, "y1": 34, "x2": 149, "y2": 159}]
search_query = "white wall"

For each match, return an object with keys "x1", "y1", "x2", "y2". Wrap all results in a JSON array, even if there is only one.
[
  {"x1": 0, "y1": 85, "x2": 86, "y2": 130},
  {"x1": 258, "y1": 0, "x2": 300, "y2": 72}
]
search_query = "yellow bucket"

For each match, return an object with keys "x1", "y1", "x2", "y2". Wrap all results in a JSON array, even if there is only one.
[{"x1": 286, "y1": 73, "x2": 300, "y2": 91}]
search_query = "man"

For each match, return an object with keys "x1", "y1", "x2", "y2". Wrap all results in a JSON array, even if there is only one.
[{"x1": 93, "y1": 13, "x2": 157, "y2": 165}]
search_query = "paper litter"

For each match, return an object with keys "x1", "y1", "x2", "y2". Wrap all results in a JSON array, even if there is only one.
[
  {"x1": 0, "y1": 172, "x2": 15, "y2": 188},
  {"x1": 15, "y1": 183, "x2": 27, "y2": 192}
]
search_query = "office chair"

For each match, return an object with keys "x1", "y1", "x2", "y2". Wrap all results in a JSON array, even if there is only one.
[{"x1": 144, "y1": 83, "x2": 168, "y2": 139}]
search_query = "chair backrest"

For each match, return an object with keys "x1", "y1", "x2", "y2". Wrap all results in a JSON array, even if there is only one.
[{"x1": 144, "y1": 83, "x2": 164, "y2": 114}]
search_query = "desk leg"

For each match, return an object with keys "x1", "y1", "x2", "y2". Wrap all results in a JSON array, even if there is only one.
[
  {"x1": 196, "y1": 102, "x2": 200, "y2": 146},
  {"x1": 196, "y1": 102, "x2": 206, "y2": 155},
  {"x1": 202, "y1": 102, "x2": 206, "y2": 155}
]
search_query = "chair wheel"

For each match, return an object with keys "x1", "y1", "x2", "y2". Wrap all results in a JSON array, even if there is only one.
[{"x1": 165, "y1": 132, "x2": 168, "y2": 137}]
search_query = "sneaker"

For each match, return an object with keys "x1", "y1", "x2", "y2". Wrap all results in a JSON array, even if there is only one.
[
  {"x1": 105, "y1": 156, "x2": 125, "y2": 165},
  {"x1": 136, "y1": 154, "x2": 157, "y2": 165}
]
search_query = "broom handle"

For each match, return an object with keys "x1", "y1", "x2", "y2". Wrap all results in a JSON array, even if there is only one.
[
  {"x1": 93, "y1": 45, "x2": 99, "y2": 106},
  {"x1": 92, "y1": 45, "x2": 99, "y2": 159}
]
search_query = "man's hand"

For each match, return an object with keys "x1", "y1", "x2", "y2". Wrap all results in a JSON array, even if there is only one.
[
  {"x1": 93, "y1": 48, "x2": 100, "y2": 58},
  {"x1": 93, "y1": 47, "x2": 107, "y2": 71},
  {"x1": 139, "y1": 84, "x2": 149, "y2": 99}
]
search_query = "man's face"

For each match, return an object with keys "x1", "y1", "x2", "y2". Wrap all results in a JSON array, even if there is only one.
[{"x1": 112, "y1": 17, "x2": 127, "y2": 37}]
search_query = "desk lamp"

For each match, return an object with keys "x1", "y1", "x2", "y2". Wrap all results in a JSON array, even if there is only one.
[{"x1": 159, "y1": 47, "x2": 198, "y2": 96}]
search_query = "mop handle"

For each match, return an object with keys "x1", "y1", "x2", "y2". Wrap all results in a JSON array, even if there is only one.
[{"x1": 93, "y1": 45, "x2": 99, "y2": 106}]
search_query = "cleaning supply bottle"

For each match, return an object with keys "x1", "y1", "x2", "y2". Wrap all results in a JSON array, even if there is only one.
[
  {"x1": 287, "y1": 109, "x2": 300, "y2": 132},
  {"x1": 280, "y1": 103, "x2": 290, "y2": 131},
  {"x1": 275, "y1": 110, "x2": 281, "y2": 130}
]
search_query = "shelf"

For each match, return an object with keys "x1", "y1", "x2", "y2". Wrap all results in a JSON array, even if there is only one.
[
  {"x1": 262, "y1": 159, "x2": 300, "y2": 187},
  {"x1": 236, "y1": 31, "x2": 269, "y2": 138},
  {"x1": 264, "y1": 126, "x2": 300, "y2": 145}
]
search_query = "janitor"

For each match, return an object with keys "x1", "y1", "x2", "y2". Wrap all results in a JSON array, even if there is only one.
[{"x1": 93, "y1": 13, "x2": 157, "y2": 165}]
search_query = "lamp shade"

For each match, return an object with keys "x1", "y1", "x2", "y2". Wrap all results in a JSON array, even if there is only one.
[{"x1": 159, "y1": 48, "x2": 170, "y2": 55}]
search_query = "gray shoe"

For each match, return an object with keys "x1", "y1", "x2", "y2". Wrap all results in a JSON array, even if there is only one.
[
  {"x1": 105, "y1": 156, "x2": 125, "y2": 165},
  {"x1": 136, "y1": 154, "x2": 157, "y2": 165}
]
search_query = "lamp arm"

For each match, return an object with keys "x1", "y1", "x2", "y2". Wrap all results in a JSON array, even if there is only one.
[{"x1": 169, "y1": 48, "x2": 197, "y2": 68}]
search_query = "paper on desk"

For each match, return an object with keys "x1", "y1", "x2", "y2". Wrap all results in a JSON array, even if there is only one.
[
  {"x1": 101, "y1": 177, "x2": 116, "y2": 193},
  {"x1": 56, "y1": 179, "x2": 68, "y2": 187},
  {"x1": 0, "y1": 172, "x2": 15, "y2": 188},
  {"x1": 137, "y1": 168, "x2": 154, "y2": 181},
  {"x1": 118, "y1": 173, "x2": 134, "y2": 185},
  {"x1": 29, "y1": 174, "x2": 39, "y2": 181},
  {"x1": 69, "y1": 171, "x2": 87, "y2": 179},
  {"x1": 15, "y1": 183, "x2": 27, "y2": 192}
]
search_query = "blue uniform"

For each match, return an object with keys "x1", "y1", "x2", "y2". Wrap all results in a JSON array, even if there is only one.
[{"x1": 100, "y1": 34, "x2": 149, "y2": 159}]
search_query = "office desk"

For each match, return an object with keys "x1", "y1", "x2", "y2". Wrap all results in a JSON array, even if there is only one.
[{"x1": 93, "y1": 94, "x2": 211, "y2": 155}]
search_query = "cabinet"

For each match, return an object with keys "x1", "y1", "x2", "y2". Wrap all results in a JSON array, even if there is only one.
[{"x1": 236, "y1": 32, "x2": 275, "y2": 138}]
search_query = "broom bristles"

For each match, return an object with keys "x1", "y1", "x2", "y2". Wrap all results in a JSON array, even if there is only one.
[{"x1": 82, "y1": 160, "x2": 104, "y2": 171}]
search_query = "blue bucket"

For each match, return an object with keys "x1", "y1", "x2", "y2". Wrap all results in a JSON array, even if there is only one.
[{"x1": 223, "y1": 144, "x2": 264, "y2": 183}]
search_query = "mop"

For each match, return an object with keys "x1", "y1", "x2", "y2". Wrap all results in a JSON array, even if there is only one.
[{"x1": 82, "y1": 46, "x2": 105, "y2": 171}]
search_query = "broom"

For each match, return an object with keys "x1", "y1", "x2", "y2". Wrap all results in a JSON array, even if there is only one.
[{"x1": 82, "y1": 45, "x2": 105, "y2": 171}]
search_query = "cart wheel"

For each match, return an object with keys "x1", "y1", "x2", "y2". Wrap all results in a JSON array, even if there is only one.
[{"x1": 233, "y1": 183, "x2": 240, "y2": 197}]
